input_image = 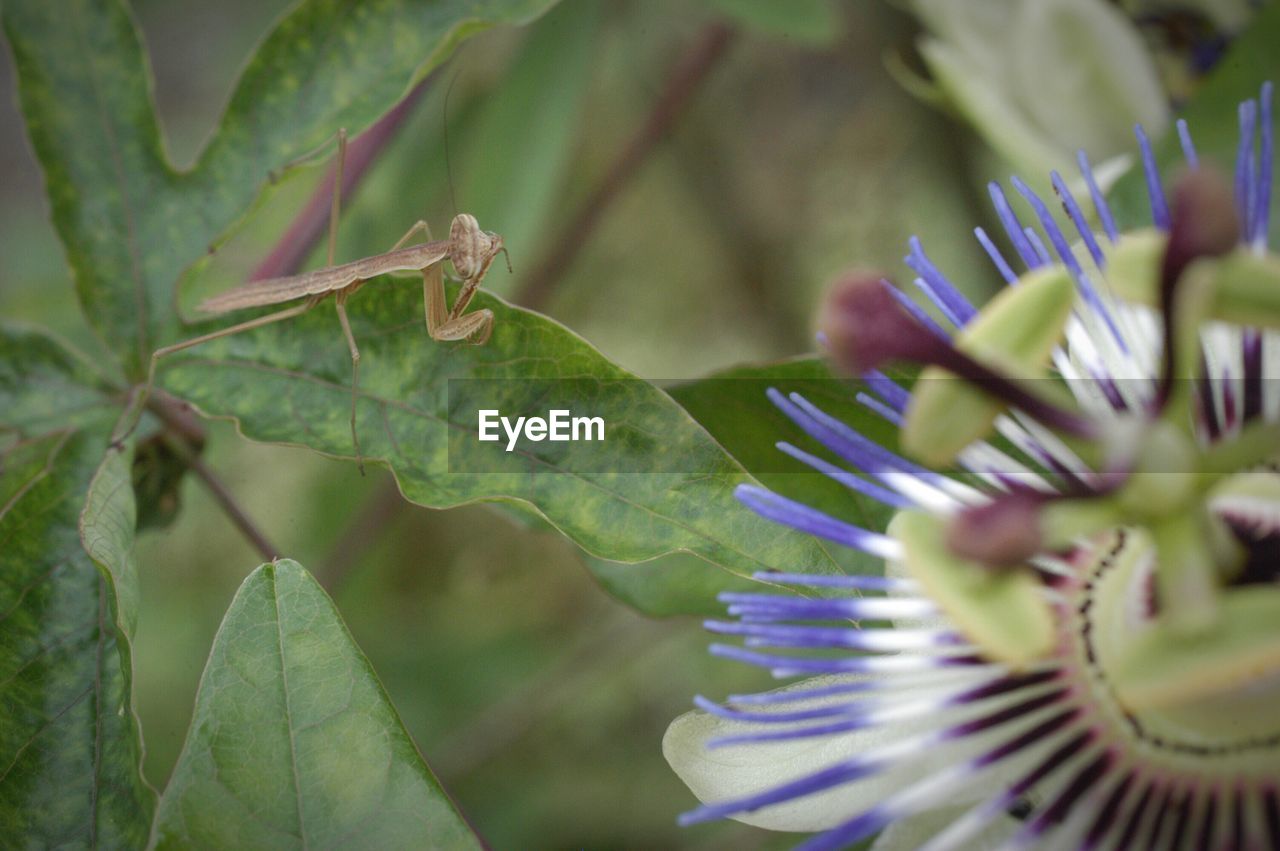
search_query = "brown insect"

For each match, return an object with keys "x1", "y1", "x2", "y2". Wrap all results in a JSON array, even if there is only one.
[{"x1": 139, "y1": 129, "x2": 508, "y2": 472}]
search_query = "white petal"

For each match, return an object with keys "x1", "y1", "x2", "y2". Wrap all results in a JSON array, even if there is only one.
[
  {"x1": 915, "y1": 38, "x2": 1069, "y2": 180},
  {"x1": 870, "y1": 804, "x2": 1020, "y2": 851},
  {"x1": 664, "y1": 670, "x2": 1026, "y2": 832},
  {"x1": 910, "y1": 0, "x2": 1166, "y2": 180},
  {"x1": 1011, "y1": 0, "x2": 1169, "y2": 160}
]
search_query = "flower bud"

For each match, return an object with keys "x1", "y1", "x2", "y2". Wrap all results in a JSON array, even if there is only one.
[
  {"x1": 947, "y1": 493, "x2": 1045, "y2": 568},
  {"x1": 820, "y1": 273, "x2": 947, "y2": 375},
  {"x1": 1161, "y1": 167, "x2": 1241, "y2": 291}
]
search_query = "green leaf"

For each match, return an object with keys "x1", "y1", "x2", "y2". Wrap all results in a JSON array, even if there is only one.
[
  {"x1": 152, "y1": 559, "x2": 481, "y2": 850},
  {"x1": 158, "y1": 284, "x2": 842, "y2": 581},
  {"x1": 80, "y1": 438, "x2": 144, "y2": 639},
  {"x1": 2, "y1": 0, "x2": 560, "y2": 375},
  {"x1": 1108, "y1": 3, "x2": 1280, "y2": 240},
  {"x1": 0, "y1": 323, "x2": 116, "y2": 435},
  {"x1": 585, "y1": 357, "x2": 906, "y2": 616},
  {"x1": 706, "y1": 0, "x2": 840, "y2": 45},
  {"x1": 1, "y1": 0, "x2": 167, "y2": 375},
  {"x1": 0, "y1": 428, "x2": 154, "y2": 846}
]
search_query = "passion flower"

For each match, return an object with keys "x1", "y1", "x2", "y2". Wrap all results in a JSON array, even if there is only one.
[{"x1": 666, "y1": 83, "x2": 1279, "y2": 849}]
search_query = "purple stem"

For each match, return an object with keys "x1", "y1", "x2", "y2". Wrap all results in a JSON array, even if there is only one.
[{"x1": 250, "y1": 77, "x2": 432, "y2": 280}]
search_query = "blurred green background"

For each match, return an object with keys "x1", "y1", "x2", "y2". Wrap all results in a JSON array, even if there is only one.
[{"x1": 0, "y1": 1, "x2": 1005, "y2": 847}]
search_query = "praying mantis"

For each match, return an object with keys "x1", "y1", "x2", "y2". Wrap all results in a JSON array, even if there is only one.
[{"x1": 134, "y1": 128, "x2": 508, "y2": 472}]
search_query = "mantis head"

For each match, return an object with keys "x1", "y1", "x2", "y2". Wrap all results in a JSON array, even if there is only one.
[{"x1": 449, "y1": 213, "x2": 507, "y2": 281}]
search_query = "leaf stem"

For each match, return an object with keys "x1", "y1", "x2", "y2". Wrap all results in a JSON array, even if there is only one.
[
  {"x1": 148, "y1": 393, "x2": 280, "y2": 561},
  {"x1": 512, "y1": 21, "x2": 737, "y2": 311}
]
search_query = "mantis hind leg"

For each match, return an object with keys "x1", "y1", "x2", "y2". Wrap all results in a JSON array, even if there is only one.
[
  {"x1": 390, "y1": 220, "x2": 434, "y2": 252},
  {"x1": 266, "y1": 126, "x2": 350, "y2": 263},
  {"x1": 424, "y1": 261, "x2": 448, "y2": 336},
  {"x1": 335, "y1": 290, "x2": 365, "y2": 475},
  {"x1": 327, "y1": 128, "x2": 348, "y2": 266}
]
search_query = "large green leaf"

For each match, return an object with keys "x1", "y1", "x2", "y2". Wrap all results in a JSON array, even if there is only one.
[
  {"x1": 585, "y1": 357, "x2": 909, "y2": 615},
  {"x1": 1108, "y1": 4, "x2": 1280, "y2": 239},
  {"x1": 152, "y1": 559, "x2": 480, "y2": 850},
  {"x1": 158, "y1": 283, "x2": 841, "y2": 578},
  {"x1": 1, "y1": 0, "x2": 560, "y2": 376},
  {"x1": 0, "y1": 428, "x2": 154, "y2": 846}
]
